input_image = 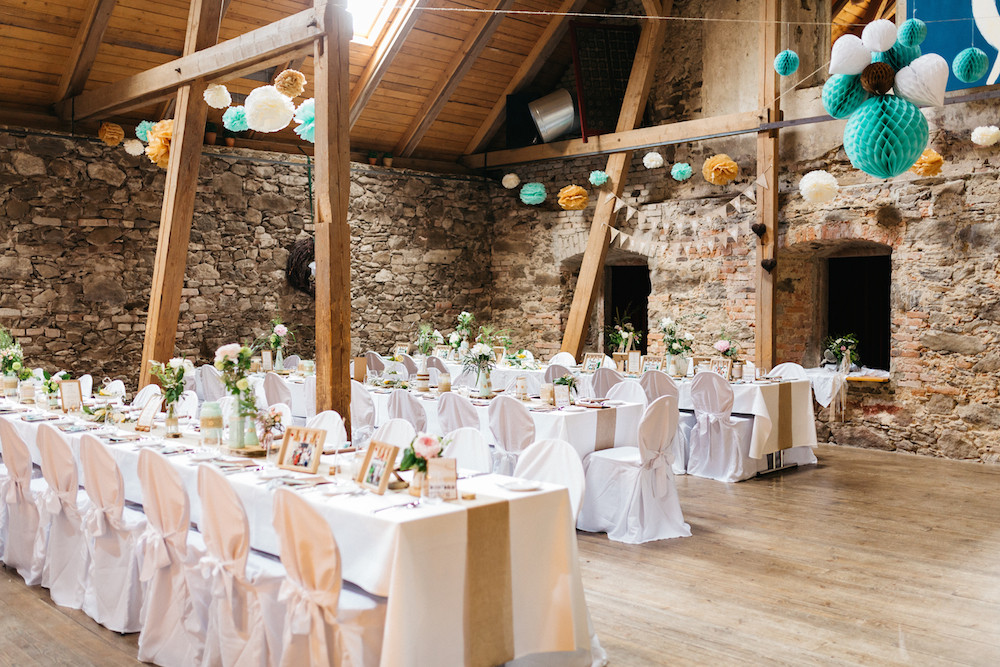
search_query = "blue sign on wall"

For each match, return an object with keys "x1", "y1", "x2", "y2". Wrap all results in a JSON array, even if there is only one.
[{"x1": 911, "y1": 1, "x2": 1000, "y2": 90}]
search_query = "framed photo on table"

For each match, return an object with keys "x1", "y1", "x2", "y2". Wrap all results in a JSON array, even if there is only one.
[
  {"x1": 59, "y1": 379, "x2": 83, "y2": 412},
  {"x1": 278, "y1": 426, "x2": 325, "y2": 474},
  {"x1": 357, "y1": 440, "x2": 399, "y2": 495},
  {"x1": 393, "y1": 343, "x2": 410, "y2": 358},
  {"x1": 641, "y1": 356, "x2": 663, "y2": 372},
  {"x1": 135, "y1": 396, "x2": 163, "y2": 432},
  {"x1": 433, "y1": 345, "x2": 451, "y2": 358},
  {"x1": 710, "y1": 358, "x2": 733, "y2": 380},
  {"x1": 261, "y1": 349, "x2": 274, "y2": 372},
  {"x1": 582, "y1": 353, "x2": 603, "y2": 372}
]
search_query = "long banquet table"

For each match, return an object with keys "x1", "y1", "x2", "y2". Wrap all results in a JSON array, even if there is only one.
[{"x1": 1, "y1": 402, "x2": 595, "y2": 666}]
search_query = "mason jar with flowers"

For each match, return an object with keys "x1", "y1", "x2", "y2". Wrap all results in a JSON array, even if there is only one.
[
  {"x1": 658, "y1": 316, "x2": 696, "y2": 376},
  {"x1": 464, "y1": 342, "x2": 496, "y2": 398},
  {"x1": 415, "y1": 323, "x2": 444, "y2": 371},
  {"x1": 399, "y1": 432, "x2": 444, "y2": 497},
  {"x1": 41, "y1": 371, "x2": 67, "y2": 409},
  {"x1": 149, "y1": 357, "x2": 194, "y2": 437},
  {"x1": 262, "y1": 319, "x2": 294, "y2": 370},
  {"x1": 215, "y1": 343, "x2": 257, "y2": 448}
]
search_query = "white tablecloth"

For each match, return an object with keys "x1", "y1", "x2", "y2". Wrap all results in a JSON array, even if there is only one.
[
  {"x1": 804, "y1": 366, "x2": 890, "y2": 407},
  {"x1": 3, "y1": 406, "x2": 594, "y2": 666},
  {"x1": 489, "y1": 366, "x2": 595, "y2": 397},
  {"x1": 247, "y1": 374, "x2": 309, "y2": 419}
]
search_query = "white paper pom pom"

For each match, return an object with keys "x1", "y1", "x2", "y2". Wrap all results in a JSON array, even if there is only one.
[
  {"x1": 203, "y1": 84, "x2": 232, "y2": 109},
  {"x1": 861, "y1": 19, "x2": 897, "y2": 54},
  {"x1": 799, "y1": 170, "x2": 840, "y2": 203},
  {"x1": 123, "y1": 139, "x2": 145, "y2": 156},
  {"x1": 244, "y1": 85, "x2": 295, "y2": 133},
  {"x1": 502, "y1": 173, "x2": 520, "y2": 189},
  {"x1": 971, "y1": 126, "x2": 1000, "y2": 147},
  {"x1": 643, "y1": 151, "x2": 664, "y2": 169}
]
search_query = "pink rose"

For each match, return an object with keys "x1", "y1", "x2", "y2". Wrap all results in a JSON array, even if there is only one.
[
  {"x1": 713, "y1": 340, "x2": 731, "y2": 353},
  {"x1": 413, "y1": 433, "x2": 442, "y2": 460},
  {"x1": 840, "y1": 346, "x2": 847, "y2": 352},
  {"x1": 274, "y1": 324, "x2": 288, "y2": 337},
  {"x1": 215, "y1": 343, "x2": 242, "y2": 363}
]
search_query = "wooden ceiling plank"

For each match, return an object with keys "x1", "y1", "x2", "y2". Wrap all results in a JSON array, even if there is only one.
[
  {"x1": 393, "y1": 0, "x2": 516, "y2": 157},
  {"x1": 54, "y1": 0, "x2": 118, "y2": 101}
]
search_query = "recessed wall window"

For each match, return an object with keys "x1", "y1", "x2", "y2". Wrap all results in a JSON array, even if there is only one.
[{"x1": 827, "y1": 255, "x2": 891, "y2": 370}]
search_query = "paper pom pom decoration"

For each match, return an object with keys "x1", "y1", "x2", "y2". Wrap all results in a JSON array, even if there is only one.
[
  {"x1": 844, "y1": 95, "x2": 928, "y2": 179},
  {"x1": 861, "y1": 19, "x2": 898, "y2": 53},
  {"x1": 557, "y1": 185, "x2": 589, "y2": 210},
  {"x1": 893, "y1": 54, "x2": 948, "y2": 107},
  {"x1": 123, "y1": 139, "x2": 145, "y2": 156},
  {"x1": 519, "y1": 182, "x2": 546, "y2": 205},
  {"x1": 897, "y1": 18, "x2": 927, "y2": 48},
  {"x1": 98, "y1": 122, "x2": 124, "y2": 146},
  {"x1": 244, "y1": 85, "x2": 295, "y2": 133},
  {"x1": 222, "y1": 105, "x2": 249, "y2": 132},
  {"x1": 822, "y1": 74, "x2": 870, "y2": 118},
  {"x1": 774, "y1": 50, "x2": 799, "y2": 76},
  {"x1": 589, "y1": 170, "x2": 608, "y2": 186},
  {"x1": 910, "y1": 148, "x2": 943, "y2": 177},
  {"x1": 145, "y1": 119, "x2": 173, "y2": 169},
  {"x1": 293, "y1": 98, "x2": 315, "y2": 143},
  {"x1": 502, "y1": 173, "x2": 520, "y2": 189},
  {"x1": 972, "y1": 126, "x2": 1000, "y2": 147},
  {"x1": 275, "y1": 69, "x2": 307, "y2": 98},
  {"x1": 642, "y1": 151, "x2": 664, "y2": 169},
  {"x1": 702, "y1": 154, "x2": 739, "y2": 185},
  {"x1": 135, "y1": 120, "x2": 155, "y2": 143},
  {"x1": 203, "y1": 84, "x2": 231, "y2": 109},
  {"x1": 830, "y1": 35, "x2": 872, "y2": 76},
  {"x1": 953, "y1": 47, "x2": 990, "y2": 84},
  {"x1": 872, "y1": 42, "x2": 921, "y2": 72},
  {"x1": 671, "y1": 162, "x2": 693, "y2": 181},
  {"x1": 798, "y1": 170, "x2": 839, "y2": 203},
  {"x1": 860, "y1": 62, "x2": 896, "y2": 96}
]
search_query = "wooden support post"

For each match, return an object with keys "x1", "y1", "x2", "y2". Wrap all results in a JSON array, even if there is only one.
[
  {"x1": 139, "y1": 0, "x2": 224, "y2": 388},
  {"x1": 312, "y1": 0, "x2": 353, "y2": 428},
  {"x1": 755, "y1": 0, "x2": 780, "y2": 369},
  {"x1": 560, "y1": 5, "x2": 670, "y2": 359}
]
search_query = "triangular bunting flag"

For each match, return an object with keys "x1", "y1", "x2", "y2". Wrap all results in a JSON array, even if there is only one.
[
  {"x1": 743, "y1": 187, "x2": 756, "y2": 202},
  {"x1": 731, "y1": 197, "x2": 743, "y2": 214},
  {"x1": 614, "y1": 197, "x2": 626, "y2": 213},
  {"x1": 756, "y1": 173, "x2": 769, "y2": 189},
  {"x1": 609, "y1": 228, "x2": 620, "y2": 243},
  {"x1": 626, "y1": 206, "x2": 637, "y2": 221},
  {"x1": 605, "y1": 192, "x2": 616, "y2": 204}
]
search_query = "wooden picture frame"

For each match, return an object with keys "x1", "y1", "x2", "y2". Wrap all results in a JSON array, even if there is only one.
[
  {"x1": 59, "y1": 379, "x2": 83, "y2": 413},
  {"x1": 277, "y1": 426, "x2": 325, "y2": 474},
  {"x1": 641, "y1": 356, "x2": 663, "y2": 372},
  {"x1": 261, "y1": 349, "x2": 274, "y2": 372},
  {"x1": 433, "y1": 345, "x2": 451, "y2": 358},
  {"x1": 393, "y1": 343, "x2": 410, "y2": 358},
  {"x1": 710, "y1": 358, "x2": 733, "y2": 380},
  {"x1": 690, "y1": 356, "x2": 711, "y2": 371},
  {"x1": 134, "y1": 396, "x2": 163, "y2": 432},
  {"x1": 357, "y1": 440, "x2": 399, "y2": 495},
  {"x1": 582, "y1": 353, "x2": 603, "y2": 372}
]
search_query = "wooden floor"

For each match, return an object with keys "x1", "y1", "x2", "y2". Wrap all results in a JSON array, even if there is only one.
[{"x1": 2, "y1": 444, "x2": 999, "y2": 666}]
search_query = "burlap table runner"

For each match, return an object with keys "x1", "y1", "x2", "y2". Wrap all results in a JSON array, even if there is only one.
[
  {"x1": 593, "y1": 407, "x2": 618, "y2": 451},
  {"x1": 777, "y1": 381, "x2": 793, "y2": 450},
  {"x1": 462, "y1": 495, "x2": 515, "y2": 667}
]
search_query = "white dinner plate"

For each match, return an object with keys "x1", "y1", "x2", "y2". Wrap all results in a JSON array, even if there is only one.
[
  {"x1": 604, "y1": 400, "x2": 626, "y2": 406},
  {"x1": 561, "y1": 406, "x2": 587, "y2": 413},
  {"x1": 497, "y1": 478, "x2": 542, "y2": 492}
]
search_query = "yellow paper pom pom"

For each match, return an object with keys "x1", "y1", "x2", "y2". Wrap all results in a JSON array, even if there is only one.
[
  {"x1": 910, "y1": 148, "x2": 943, "y2": 177},
  {"x1": 557, "y1": 184, "x2": 589, "y2": 211},
  {"x1": 275, "y1": 69, "x2": 307, "y2": 98},
  {"x1": 702, "y1": 154, "x2": 739, "y2": 185},
  {"x1": 98, "y1": 122, "x2": 125, "y2": 147},
  {"x1": 145, "y1": 119, "x2": 173, "y2": 169}
]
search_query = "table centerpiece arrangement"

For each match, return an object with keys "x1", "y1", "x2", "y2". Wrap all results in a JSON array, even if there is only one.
[
  {"x1": 214, "y1": 343, "x2": 258, "y2": 449},
  {"x1": 148, "y1": 357, "x2": 194, "y2": 437},
  {"x1": 464, "y1": 342, "x2": 497, "y2": 398},
  {"x1": 399, "y1": 432, "x2": 444, "y2": 497},
  {"x1": 658, "y1": 316, "x2": 697, "y2": 376}
]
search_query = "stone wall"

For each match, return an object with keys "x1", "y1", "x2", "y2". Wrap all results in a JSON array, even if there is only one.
[{"x1": 0, "y1": 130, "x2": 493, "y2": 381}]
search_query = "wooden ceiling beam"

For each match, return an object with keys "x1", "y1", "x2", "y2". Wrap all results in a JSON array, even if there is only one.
[
  {"x1": 393, "y1": 0, "x2": 516, "y2": 158},
  {"x1": 56, "y1": 7, "x2": 326, "y2": 121},
  {"x1": 349, "y1": 0, "x2": 426, "y2": 129},
  {"x1": 55, "y1": 0, "x2": 118, "y2": 102},
  {"x1": 640, "y1": 0, "x2": 664, "y2": 16},
  {"x1": 463, "y1": 0, "x2": 588, "y2": 155}
]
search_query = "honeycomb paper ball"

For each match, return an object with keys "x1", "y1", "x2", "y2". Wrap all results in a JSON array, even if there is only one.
[
  {"x1": 897, "y1": 18, "x2": 927, "y2": 48},
  {"x1": 873, "y1": 42, "x2": 921, "y2": 72},
  {"x1": 860, "y1": 62, "x2": 896, "y2": 96},
  {"x1": 844, "y1": 95, "x2": 929, "y2": 179},
  {"x1": 953, "y1": 47, "x2": 989, "y2": 84},
  {"x1": 702, "y1": 154, "x2": 739, "y2": 185},
  {"x1": 862, "y1": 19, "x2": 898, "y2": 54},
  {"x1": 98, "y1": 122, "x2": 124, "y2": 146},
  {"x1": 589, "y1": 170, "x2": 609, "y2": 186},
  {"x1": 774, "y1": 50, "x2": 800, "y2": 76},
  {"x1": 557, "y1": 184, "x2": 589, "y2": 210},
  {"x1": 671, "y1": 162, "x2": 693, "y2": 181},
  {"x1": 910, "y1": 148, "x2": 943, "y2": 177},
  {"x1": 893, "y1": 54, "x2": 949, "y2": 107},
  {"x1": 519, "y1": 182, "x2": 546, "y2": 205},
  {"x1": 822, "y1": 74, "x2": 870, "y2": 118}
]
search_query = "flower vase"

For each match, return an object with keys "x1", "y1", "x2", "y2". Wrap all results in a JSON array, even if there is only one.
[
  {"x1": 667, "y1": 355, "x2": 678, "y2": 376},
  {"x1": 165, "y1": 402, "x2": 181, "y2": 438},
  {"x1": 228, "y1": 403, "x2": 245, "y2": 449},
  {"x1": 3, "y1": 373, "x2": 18, "y2": 398},
  {"x1": 409, "y1": 471, "x2": 425, "y2": 497},
  {"x1": 275, "y1": 347, "x2": 284, "y2": 371},
  {"x1": 675, "y1": 356, "x2": 688, "y2": 376},
  {"x1": 244, "y1": 418, "x2": 260, "y2": 448},
  {"x1": 476, "y1": 369, "x2": 493, "y2": 398}
]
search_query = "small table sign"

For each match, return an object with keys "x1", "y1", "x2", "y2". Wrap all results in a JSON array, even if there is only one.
[
  {"x1": 261, "y1": 349, "x2": 274, "y2": 372},
  {"x1": 627, "y1": 350, "x2": 641, "y2": 375},
  {"x1": 554, "y1": 385, "x2": 571, "y2": 409},
  {"x1": 135, "y1": 397, "x2": 163, "y2": 432},
  {"x1": 59, "y1": 379, "x2": 83, "y2": 413},
  {"x1": 427, "y1": 457, "x2": 458, "y2": 501}
]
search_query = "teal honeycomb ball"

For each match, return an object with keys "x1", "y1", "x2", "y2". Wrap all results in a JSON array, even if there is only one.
[
  {"x1": 519, "y1": 182, "x2": 546, "y2": 205},
  {"x1": 872, "y1": 42, "x2": 921, "y2": 71},
  {"x1": 844, "y1": 95, "x2": 929, "y2": 179},
  {"x1": 823, "y1": 74, "x2": 870, "y2": 119},
  {"x1": 897, "y1": 18, "x2": 927, "y2": 48},
  {"x1": 953, "y1": 47, "x2": 990, "y2": 83},
  {"x1": 774, "y1": 50, "x2": 800, "y2": 77}
]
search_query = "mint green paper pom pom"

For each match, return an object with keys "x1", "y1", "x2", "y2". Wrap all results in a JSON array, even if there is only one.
[
  {"x1": 671, "y1": 162, "x2": 692, "y2": 181},
  {"x1": 293, "y1": 99, "x2": 315, "y2": 143},
  {"x1": 519, "y1": 182, "x2": 546, "y2": 205},
  {"x1": 953, "y1": 47, "x2": 989, "y2": 84},
  {"x1": 897, "y1": 18, "x2": 926, "y2": 48},
  {"x1": 822, "y1": 74, "x2": 869, "y2": 119},
  {"x1": 222, "y1": 106, "x2": 249, "y2": 133},
  {"x1": 774, "y1": 50, "x2": 799, "y2": 77},
  {"x1": 844, "y1": 95, "x2": 928, "y2": 179},
  {"x1": 589, "y1": 170, "x2": 608, "y2": 186},
  {"x1": 135, "y1": 120, "x2": 155, "y2": 143},
  {"x1": 872, "y1": 42, "x2": 921, "y2": 71}
]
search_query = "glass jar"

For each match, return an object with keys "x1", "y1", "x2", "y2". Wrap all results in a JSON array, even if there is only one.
[
  {"x1": 200, "y1": 401, "x2": 223, "y2": 448},
  {"x1": 165, "y1": 402, "x2": 181, "y2": 438}
]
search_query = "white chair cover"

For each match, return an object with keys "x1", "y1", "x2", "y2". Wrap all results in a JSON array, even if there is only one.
[
  {"x1": 602, "y1": 355, "x2": 616, "y2": 369},
  {"x1": 273, "y1": 488, "x2": 386, "y2": 667},
  {"x1": 33, "y1": 367, "x2": 45, "y2": 380},
  {"x1": 605, "y1": 380, "x2": 648, "y2": 407},
  {"x1": 578, "y1": 396, "x2": 691, "y2": 543},
  {"x1": 513, "y1": 439, "x2": 586, "y2": 520},
  {"x1": 442, "y1": 428, "x2": 492, "y2": 473},
  {"x1": 371, "y1": 419, "x2": 416, "y2": 449},
  {"x1": 685, "y1": 371, "x2": 759, "y2": 483},
  {"x1": 386, "y1": 389, "x2": 427, "y2": 432},
  {"x1": 397, "y1": 354, "x2": 419, "y2": 379},
  {"x1": 771, "y1": 362, "x2": 809, "y2": 380},
  {"x1": 307, "y1": 411, "x2": 349, "y2": 451},
  {"x1": 548, "y1": 352, "x2": 577, "y2": 367},
  {"x1": 263, "y1": 372, "x2": 293, "y2": 408},
  {"x1": 36, "y1": 424, "x2": 90, "y2": 609},
  {"x1": 591, "y1": 367, "x2": 624, "y2": 399},
  {"x1": 350, "y1": 381, "x2": 375, "y2": 446},
  {"x1": 639, "y1": 371, "x2": 687, "y2": 474},
  {"x1": 79, "y1": 373, "x2": 94, "y2": 398},
  {"x1": 437, "y1": 392, "x2": 480, "y2": 434},
  {"x1": 132, "y1": 383, "x2": 163, "y2": 409},
  {"x1": 283, "y1": 354, "x2": 301, "y2": 370},
  {"x1": 79, "y1": 434, "x2": 145, "y2": 633},
  {"x1": 176, "y1": 390, "x2": 200, "y2": 420},
  {"x1": 364, "y1": 351, "x2": 385, "y2": 373},
  {"x1": 201, "y1": 365, "x2": 226, "y2": 403},
  {"x1": 302, "y1": 375, "x2": 318, "y2": 420},
  {"x1": 103, "y1": 379, "x2": 126, "y2": 399},
  {"x1": 425, "y1": 356, "x2": 449, "y2": 374},
  {"x1": 136, "y1": 449, "x2": 209, "y2": 666},
  {"x1": 452, "y1": 368, "x2": 475, "y2": 388},
  {"x1": 543, "y1": 363, "x2": 572, "y2": 384},
  {"x1": 488, "y1": 395, "x2": 535, "y2": 475},
  {"x1": 0, "y1": 417, "x2": 43, "y2": 585},
  {"x1": 639, "y1": 370, "x2": 678, "y2": 402}
]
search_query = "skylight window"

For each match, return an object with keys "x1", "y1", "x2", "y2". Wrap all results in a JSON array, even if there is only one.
[{"x1": 347, "y1": 0, "x2": 392, "y2": 43}]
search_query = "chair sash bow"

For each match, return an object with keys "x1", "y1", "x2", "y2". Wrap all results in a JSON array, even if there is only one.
[
  {"x1": 279, "y1": 578, "x2": 348, "y2": 666},
  {"x1": 641, "y1": 450, "x2": 672, "y2": 498},
  {"x1": 137, "y1": 527, "x2": 184, "y2": 582},
  {"x1": 83, "y1": 503, "x2": 120, "y2": 537},
  {"x1": 198, "y1": 554, "x2": 240, "y2": 603}
]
